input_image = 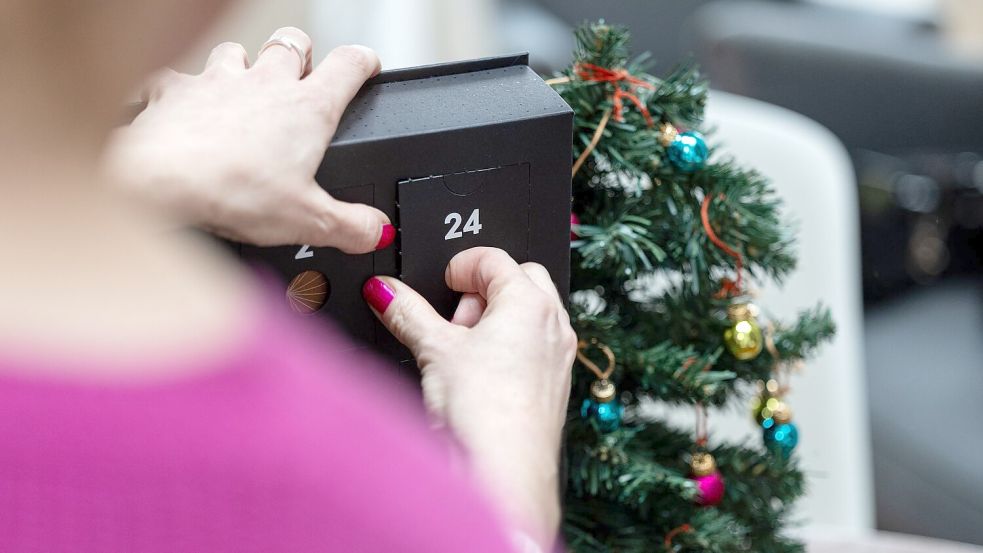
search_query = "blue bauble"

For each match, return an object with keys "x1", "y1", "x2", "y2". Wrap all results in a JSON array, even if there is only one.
[
  {"x1": 763, "y1": 420, "x2": 799, "y2": 458},
  {"x1": 667, "y1": 131, "x2": 709, "y2": 173},
  {"x1": 581, "y1": 398, "x2": 622, "y2": 432}
]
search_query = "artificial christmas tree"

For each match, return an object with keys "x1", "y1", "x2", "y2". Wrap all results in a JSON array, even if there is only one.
[{"x1": 553, "y1": 23, "x2": 835, "y2": 552}]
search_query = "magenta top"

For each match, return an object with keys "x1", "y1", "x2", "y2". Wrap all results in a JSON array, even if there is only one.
[{"x1": 0, "y1": 296, "x2": 513, "y2": 552}]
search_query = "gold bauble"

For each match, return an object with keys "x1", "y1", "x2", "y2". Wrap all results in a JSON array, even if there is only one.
[
  {"x1": 723, "y1": 303, "x2": 763, "y2": 360},
  {"x1": 753, "y1": 392, "x2": 793, "y2": 425},
  {"x1": 590, "y1": 379, "x2": 617, "y2": 403},
  {"x1": 690, "y1": 452, "x2": 717, "y2": 476}
]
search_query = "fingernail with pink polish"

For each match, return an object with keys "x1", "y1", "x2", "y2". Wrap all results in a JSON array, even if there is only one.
[
  {"x1": 362, "y1": 277, "x2": 395, "y2": 314},
  {"x1": 375, "y1": 224, "x2": 396, "y2": 250}
]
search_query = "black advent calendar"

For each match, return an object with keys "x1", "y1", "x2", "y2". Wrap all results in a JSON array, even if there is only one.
[{"x1": 239, "y1": 54, "x2": 574, "y2": 363}]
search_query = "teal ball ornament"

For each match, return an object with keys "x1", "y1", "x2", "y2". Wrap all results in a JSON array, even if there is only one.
[
  {"x1": 667, "y1": 131, "x2": 709, "y2": 173},
  {"x1": 763, "y1": 419, "x2": 799, "y2": 458},
  {"x1": 581, "y1": 399, "x2": 622, "y2": 432},
  {"x1": 580, "y1": 379, "x2": 622, "y2": 432}
]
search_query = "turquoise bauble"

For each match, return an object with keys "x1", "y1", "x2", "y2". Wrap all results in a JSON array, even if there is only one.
[
  {"x1": 581, "y1": 398, "x2": 622, "y2": 432},
  {"x1": 667, "y1": 131, "x2": 709, "y2": 173},
  {"x1": 762, "y1": 419, "x2": 799, "y2": 458}
]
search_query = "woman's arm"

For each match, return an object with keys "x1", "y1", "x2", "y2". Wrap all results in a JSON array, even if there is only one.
[{"x1": 103, "y1": 27, "x2": 394, "y2": 253}]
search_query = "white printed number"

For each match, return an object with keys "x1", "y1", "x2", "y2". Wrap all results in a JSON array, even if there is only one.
[
  {"x1": 295, "y1": 245, "x2": 314, "y2": 260},
  {"x1": 444, "y1": 209, "x2": 482, "y2": 240}
]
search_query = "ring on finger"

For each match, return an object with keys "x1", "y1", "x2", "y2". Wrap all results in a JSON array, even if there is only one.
[{"x1": 258, "y1": 36, "x2": 312, "y2": 77}]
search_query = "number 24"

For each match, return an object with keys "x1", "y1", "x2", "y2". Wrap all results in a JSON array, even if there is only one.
[{"x1": 444, "y1": 209, "x2": 482, "y2": 240}]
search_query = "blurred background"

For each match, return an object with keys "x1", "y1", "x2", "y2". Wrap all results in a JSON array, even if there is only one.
[{"x1": 184, "y1": 0, "x2": 983, "y2": 549}]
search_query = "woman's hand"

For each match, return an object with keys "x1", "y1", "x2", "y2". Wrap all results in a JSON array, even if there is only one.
[
  {"x1": 362, "y1": 247, "x2": 576, "y2": 551},
  {"x1": 103, "y1": 28, "x2": 394, "y2": 253}
]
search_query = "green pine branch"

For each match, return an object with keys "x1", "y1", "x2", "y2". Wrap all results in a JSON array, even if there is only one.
[{"x1": 555, "y1": 21, "x2": 836, "y2": 552}]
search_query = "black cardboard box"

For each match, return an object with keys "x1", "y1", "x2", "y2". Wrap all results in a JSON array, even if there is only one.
[{"x1": 241, "y1": 54, "x2": 574, "y2": 362}]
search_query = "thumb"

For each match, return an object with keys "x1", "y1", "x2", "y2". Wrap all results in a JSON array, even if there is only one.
[
  {"x1": 362, "y1": 276, "x2": 456, "y2": 358},
  {"x1": 300, "y1": 186, "x2": 394, "y2": 254}
]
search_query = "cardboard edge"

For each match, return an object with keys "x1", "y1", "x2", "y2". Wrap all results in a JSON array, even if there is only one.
[{"x1": 366, "y1": 53, "x2": 530, "y2": 85}]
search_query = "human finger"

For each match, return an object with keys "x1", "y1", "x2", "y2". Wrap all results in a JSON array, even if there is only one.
[
  {"x1": 296, "y1": 185, "x2": 394, "y2": 254},
  {"x1": 444, "y1": 247, "x2": 532, "y2": 305},
  {"x1": 252, "y1": 27, "x2": 313, "y2": 78},
  {"x1": 304, "y1": 44, "x2": 381, "y2": 124},
  {"x1": 520, "y1": 262, "x2": 569, "y2": 326},
  {"x1": 450, "y1": 293, "x2": 486, "y2": 328},
  {"x1": 362, "y1": 276, "x2": 457, "y2": 359},
  {"x1": 204, "y1": 41, "x2": 249, "y2": 72},
  {"x1": 520, "y1": 262, "x2": 563, "y2": 305}
]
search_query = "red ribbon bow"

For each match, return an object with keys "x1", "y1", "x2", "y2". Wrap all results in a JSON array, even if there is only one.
[{"x1": 575, "y1": 62, "x2": 656, "y2": 127}]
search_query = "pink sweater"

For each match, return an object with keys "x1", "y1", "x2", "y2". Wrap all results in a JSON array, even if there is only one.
[{"x1": 0, "y1": 298, "x2": 513, "y2": 552}]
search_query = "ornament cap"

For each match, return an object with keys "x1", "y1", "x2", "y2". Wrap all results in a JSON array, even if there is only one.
[
  {"x1": 727, "y1": 302, "x2": 754, "y2": 322},
  {"x1": 658, "y1": 122, "x2": 679, "y2": 147},
  {"x1": 772, "y1": 401, "x2": 793, "y2": 424},
  {"x1": 690, "y1": 452, "x2": 717, "y2": 477},
  {"x1": 590, "y1": 379, "x2": 617, "y2": 403}
]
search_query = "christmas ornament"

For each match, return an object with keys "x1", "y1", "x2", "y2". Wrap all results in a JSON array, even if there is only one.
[
  {"x1": 667, "y1": 131, "x2": 709, "y2": 173},
  {"x1": 762, "y1": 402, "x2": 798, "y2": 459},
  {"x1": 723, "y1": 302, "x2": 763, "y2": 360},
  {"x1": 689, "y1": 452, "x2": 725, "y2": 506},
  {"x1": 689, "y1": 405, "x2": 725, "y2": 506},
  {"x1": 759, "y1": 328, "x2": 800, "y2": 458},
  {"x1": 580, "y1": 379, "x2": 622, "y2": 432},
  {"x1": 570, "y1": 211, "x2": 581, "y2": 240},
  {"x1": 750, "y1": 379, "x2": 782, "y2": 424},
  {"x1": 576, "y1": 339, "x2": 622, "y2": 432}
]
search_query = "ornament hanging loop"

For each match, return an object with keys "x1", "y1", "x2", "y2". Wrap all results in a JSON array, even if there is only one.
[
  {"x1": 576, "y1": 338, "x2": 616, "y2": 381},
  {"x1": 701, "y1": 193, "x2": 744, "y2": 295},
  {"x1": 694, "y1": 402, "x2": 709, "y2": 447}
]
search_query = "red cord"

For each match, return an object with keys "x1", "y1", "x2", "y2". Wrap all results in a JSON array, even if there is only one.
[
  {"x1": 700, "y1": 193, "x2": 744, "y2": 295},
  {"x1": 664, "y1": 524, "x2": 693, "y2": 550},
  {"x1": 575, "y1": 63, "x2": 656, "y2": 127}
]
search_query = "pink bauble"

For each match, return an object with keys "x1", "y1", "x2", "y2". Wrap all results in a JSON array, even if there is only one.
[
  {"x1": 570, "y1": 212, "x2": 581, "y2": 240},
  {"x1": 692, "y1": 471, "x2": 725, "y2": 506}
]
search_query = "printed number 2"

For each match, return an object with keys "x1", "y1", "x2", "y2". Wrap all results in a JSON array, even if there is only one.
[
  {"x1": 444, "y1": 209, "x2": 482, "y2": 240},
  {"x1": 295, "y1": 245, "x2": 314, "y2": 260}
]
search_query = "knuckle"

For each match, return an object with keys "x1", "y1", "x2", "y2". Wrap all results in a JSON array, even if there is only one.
[
  {"x1": 563, "y1": 328, "x2": 579, "y2": 355},
  {"x1": 385, "y1": 298, "x2": 414, "y2": 336},
  {"x1": 475, "y1": 247, "x2": 512, "y2": 270},
  {"x1": 480, "y1": 246, "x2": 510, "y2": 260}
]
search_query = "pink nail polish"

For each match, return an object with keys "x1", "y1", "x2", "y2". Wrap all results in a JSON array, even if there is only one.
[
  {"x1": 362, "y1": 277, "x2": 395, "y2": 314},
  {"x1": 375, "y1": 224, "x2": 396, "y2": 250}
]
